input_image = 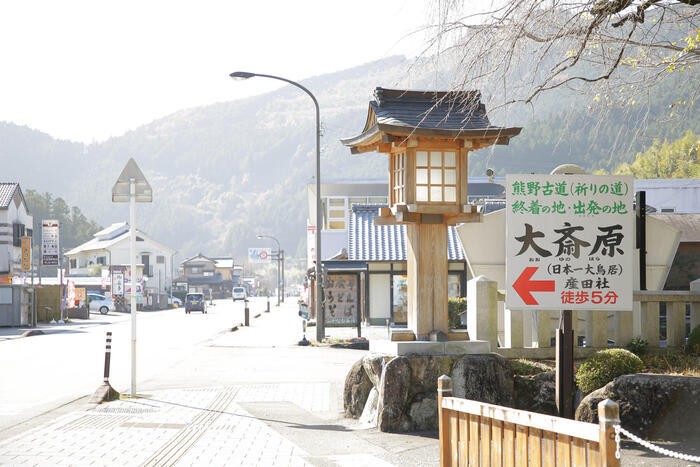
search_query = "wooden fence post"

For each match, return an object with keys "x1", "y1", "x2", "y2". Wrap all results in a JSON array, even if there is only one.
[
  {"x1": 438, "y1": 375, "x2": 453, "y2": 467},
  {"x1": 598, "y1": 399, "x2": 620, "y2": 467}
]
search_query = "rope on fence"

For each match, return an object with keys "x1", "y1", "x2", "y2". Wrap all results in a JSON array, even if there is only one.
[{"x1": 615, "y1": 425, "x2": 700, "y2": 462}]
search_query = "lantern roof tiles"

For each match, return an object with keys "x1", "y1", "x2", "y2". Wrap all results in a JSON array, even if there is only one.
[{"x1": 340, "y1": 88, "x2": 521, "y2": 150}]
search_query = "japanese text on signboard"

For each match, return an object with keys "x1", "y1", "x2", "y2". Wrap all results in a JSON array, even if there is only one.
[
  {"x1": 324, "y1": 274, "x2": 359, "y2": 327},
  {"x1": 505, "y1": 175, "x2": 634, "y2": 311}
]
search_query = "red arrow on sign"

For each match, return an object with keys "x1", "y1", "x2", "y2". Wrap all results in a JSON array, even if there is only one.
[{"x1": 512, "y1": 267, "x2": 556, "y2": 306}]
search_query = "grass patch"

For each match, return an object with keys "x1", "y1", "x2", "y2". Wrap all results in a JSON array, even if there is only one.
[
  {"x1": 643, "y1": 351, "x2": 700, "y2": 376},
  {"x1": 511, "y1": 358, "x2": 552, "y2": 376}
]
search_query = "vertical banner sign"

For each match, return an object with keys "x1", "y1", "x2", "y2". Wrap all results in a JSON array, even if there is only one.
[
  {"x1": 505, "y1": 174, "x2": 634, "y2": 311},
  {"x1": 248, "y1": 248, "x2": 272, "y2": 263},
  {"x1": 324, "y1": 273, "x2": 359, "y2": 326},
  {"x1": 113, "y1": 272, "x2": 124, "y2": 296},
  {"x1": 42, "y1": 220, "x2": 60, "y2": 266},
  {"x1": 66, "y1": 280, "x2": 76, "y2": 309},
  {"x1": 21, "y1": 236, "x2": 31, "y2": 271}
]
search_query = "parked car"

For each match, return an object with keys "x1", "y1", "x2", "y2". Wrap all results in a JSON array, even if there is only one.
[
  {"x1": 232, "y1": 287, "x2": 246, "y2": 301},
  {"x1": 169, "y1": 296, "x2": 182, "y2": 307},
  {"x1": 185, "y1": 293, "x2": 207, "y2": 314},
  {"x1": 87, "y1": 293, "x2": 115, "y2": 315}
]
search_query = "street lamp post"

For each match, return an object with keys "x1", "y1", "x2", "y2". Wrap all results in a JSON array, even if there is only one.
[
  {"x1": 256, "y1": 234, "x2": 282, "y2": 306},
  {"x1": 231, "y1": 71, "x2": 323, "y2": 341},
  {"x1": 112, "y1": 158, "x2": 152, "y2": 397}
]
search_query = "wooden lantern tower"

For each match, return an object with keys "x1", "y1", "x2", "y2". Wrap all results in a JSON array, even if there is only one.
[{"x1": 341, "y1": 88, "x2": 521, "y2": 341}]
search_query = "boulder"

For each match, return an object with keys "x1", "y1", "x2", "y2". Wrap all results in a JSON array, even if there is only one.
[
  {"x1": 344, "y1": 359, "x2": 373, "y2": 418},
  {"x1": 407, "y1": 356, "x2": 455, "y2": 396},
  {"x1": 451, "y1": 354, "x2": 514, "y2": 407},
  {"x1": 359, "y1": 387, "x2": 379, "y2": 427},
  {"x1": 575, "y1": 374, "x2": 700, "y2": 441},
  {"x1": 514, "y1": 371, "x2": 557, "y2": 416},
  {"x1": 378, "y1": 356, "x2": 412, "y2": 432},
  {"x1": 362, "y1": 353, "x2": 390, "y2": 388},
  {"x1": 407, "y1": 393, "x2": 439, "y2": 431}
]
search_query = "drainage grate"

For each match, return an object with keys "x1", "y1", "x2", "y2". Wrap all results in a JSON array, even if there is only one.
[
  {"x1": 58, "y1": 414, "x2": 132, "y2": 431},
  {"x1": 93, "y1": 405, "x2": 160, "y2": 415},
  {"x1": 120, "y1": 422, "x2": 186, "y2": 430}
]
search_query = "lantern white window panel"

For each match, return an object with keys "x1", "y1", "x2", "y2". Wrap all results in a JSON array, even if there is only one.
[
  {"x1": 415, "y1": 150, "x2": 458, "y2": 203},
  {"x1": 392, "y1": 152, "x2": 406, "y2": 205}
]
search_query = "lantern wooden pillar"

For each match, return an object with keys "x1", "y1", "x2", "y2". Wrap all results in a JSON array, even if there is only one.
[{"x1": 342, "y1": 88, "x2": 520, "y2": 340}]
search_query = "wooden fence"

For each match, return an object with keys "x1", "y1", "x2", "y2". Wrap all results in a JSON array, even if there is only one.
[{"x1": 438, "y1": 375, "x2": 620, "y2": 466}]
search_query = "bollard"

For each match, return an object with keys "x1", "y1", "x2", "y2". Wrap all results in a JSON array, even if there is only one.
[
  {"x1": 244, "y1": 298, "x2": 250, "y2": 326},
  {"x1": 103, "y1": 331, "x2": 112, "y2": 383},
  {"x1": 266, "y1": 296, "x2": 270, "y2": 313},
  {"x1": 298, "y1": 319, "x2": 309, "y2": 346},
  {"x1": 89, "y1": 331, "x2": 120, "y2": 403}
]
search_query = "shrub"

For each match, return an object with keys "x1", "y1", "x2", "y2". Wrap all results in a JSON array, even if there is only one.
[
  {"x1": 686, "y1": 325, "x2": 700, "y2": 356},
  {"x1": 626, "y1": 337, "x2": 649, "y2": 357},
  {"x1": 575, "y1": 348, "x2": 644, "y2": 394},
  {"x1": 448, "y1": 297, "x2": 467, "y2": 329}
]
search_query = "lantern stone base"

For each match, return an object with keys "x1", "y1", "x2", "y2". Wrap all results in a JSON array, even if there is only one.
[{"x1": 370, "y1": 339, "x2": 490, "y2": 356}]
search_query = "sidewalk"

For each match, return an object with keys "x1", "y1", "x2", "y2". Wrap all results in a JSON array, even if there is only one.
[{"x1": 0, "y1": 301, "x2": 439, "y2": 466}]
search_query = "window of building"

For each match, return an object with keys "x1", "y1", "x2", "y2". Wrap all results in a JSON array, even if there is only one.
[
  {"x1": 448, "y1": 274, "x2": 462, "y2": 299},
  {"x1": 368, "y1": 197, "x2": 388, "y2": 204},
  {"x1": 325, "y1": 198, "x2": 346, "y2": 230},
  {"x1": 96, "y1": 256, "x2": 106, "y2": 265},
  {"x1": 391, "y1": 152, "x2": 406, "y2": 205},
  {"x1": 392, "y1": 274, "x2": 408, "y2": 324},
  {"x1": 156, "y1": 255, "x2": 165, "y2": 264},
  {"x1": 203, "y1": 271, "x2": 213, "y2": 277},
  {"x1": 415, "y1": 151, "x2": 457, "y2": 203},
  {"x1": 70, "y1": 259, "x2": 77, "y2": 269},
  {"x1": 12, "y1": 223, "x2": 25, "y2": 247},
  {"x1": 191, "y1": 267, "x2": 201, "y2": 274}
]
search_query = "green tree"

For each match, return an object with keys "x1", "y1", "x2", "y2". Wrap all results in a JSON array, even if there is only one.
[
  {"x1": 615, "y1": 130, "x2": 699, "y2": 178},
  {"x1": 24, "y1": 190, "x2": 102, "y2": 252}
]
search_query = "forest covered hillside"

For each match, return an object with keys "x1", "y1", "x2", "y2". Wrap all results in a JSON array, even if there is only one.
[{"x1": 1, "y1": 55, "x2": 697, "y2": 259}]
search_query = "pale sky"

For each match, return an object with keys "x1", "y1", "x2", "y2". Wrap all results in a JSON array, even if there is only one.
[{"x1": 0, "y1": 1, "x2": 433, "y2": 143}]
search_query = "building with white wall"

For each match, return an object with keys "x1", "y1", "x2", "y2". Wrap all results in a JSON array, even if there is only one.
[
  {"x1": 0, "y1": 183, "x2": 33, "y2": 281},
  {"x1": 65, "y1": 222, "x2": 175, "y2": 295},
  {"x1": 635, "y1": 178, "x2": 700, "y2": 214}
]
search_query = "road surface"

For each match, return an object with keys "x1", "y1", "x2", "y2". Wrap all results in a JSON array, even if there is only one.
[{"x1": 0, "y1": 298, "x2": 260, "y2": 432}]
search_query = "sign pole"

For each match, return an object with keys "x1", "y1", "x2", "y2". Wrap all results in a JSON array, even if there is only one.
[
  {"x1": 636, "y1": 191, "x2": 647, "y2": 291},
  {"x1": 111, "y1": 158, "x2": 152, "y2": 399},
  {"x1": 130, "y1": 178, "x2": 137, "y2": 397},
  {"x1": 556, "y1": 309, "x2": 574, "y2": 419}
]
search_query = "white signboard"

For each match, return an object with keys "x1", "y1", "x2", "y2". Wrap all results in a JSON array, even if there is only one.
[
  {"x1": 42, "y1": 220, "x2": 59, "y2": 266},
  {"x1": 248, "y1": 247, "x2": 272, "y2": 263},
  {"x1": 505, "y1": 174, "x2": 634, "y2": 311},
  {"x1": 113, "y1": 272, "x2": 124, "y2": 296}
]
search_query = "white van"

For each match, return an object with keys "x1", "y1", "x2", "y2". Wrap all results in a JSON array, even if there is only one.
[{"x1": 232, "y1": 287, "x2": 246, "y2": 301}]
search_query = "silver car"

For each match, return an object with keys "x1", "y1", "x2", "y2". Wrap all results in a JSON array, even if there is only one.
[{"x1": 88, "y1": 293, "x2": 115, "y2": 315}]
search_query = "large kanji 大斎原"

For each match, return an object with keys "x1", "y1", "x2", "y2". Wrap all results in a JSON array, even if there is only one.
[
  {"x1": 553, "y1": 222, "x2": 591, "y2": 258},
  {"x1": 515, "y1": 223, "x2": 552, "y2": 257},
  {"x1": 590, "y1": 224, "x2": 624, "y2": 257}
]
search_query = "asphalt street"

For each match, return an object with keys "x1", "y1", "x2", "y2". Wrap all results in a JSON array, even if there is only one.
[{"x1": 0, "y1": 297, "x2": 257, "y2": 433}]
